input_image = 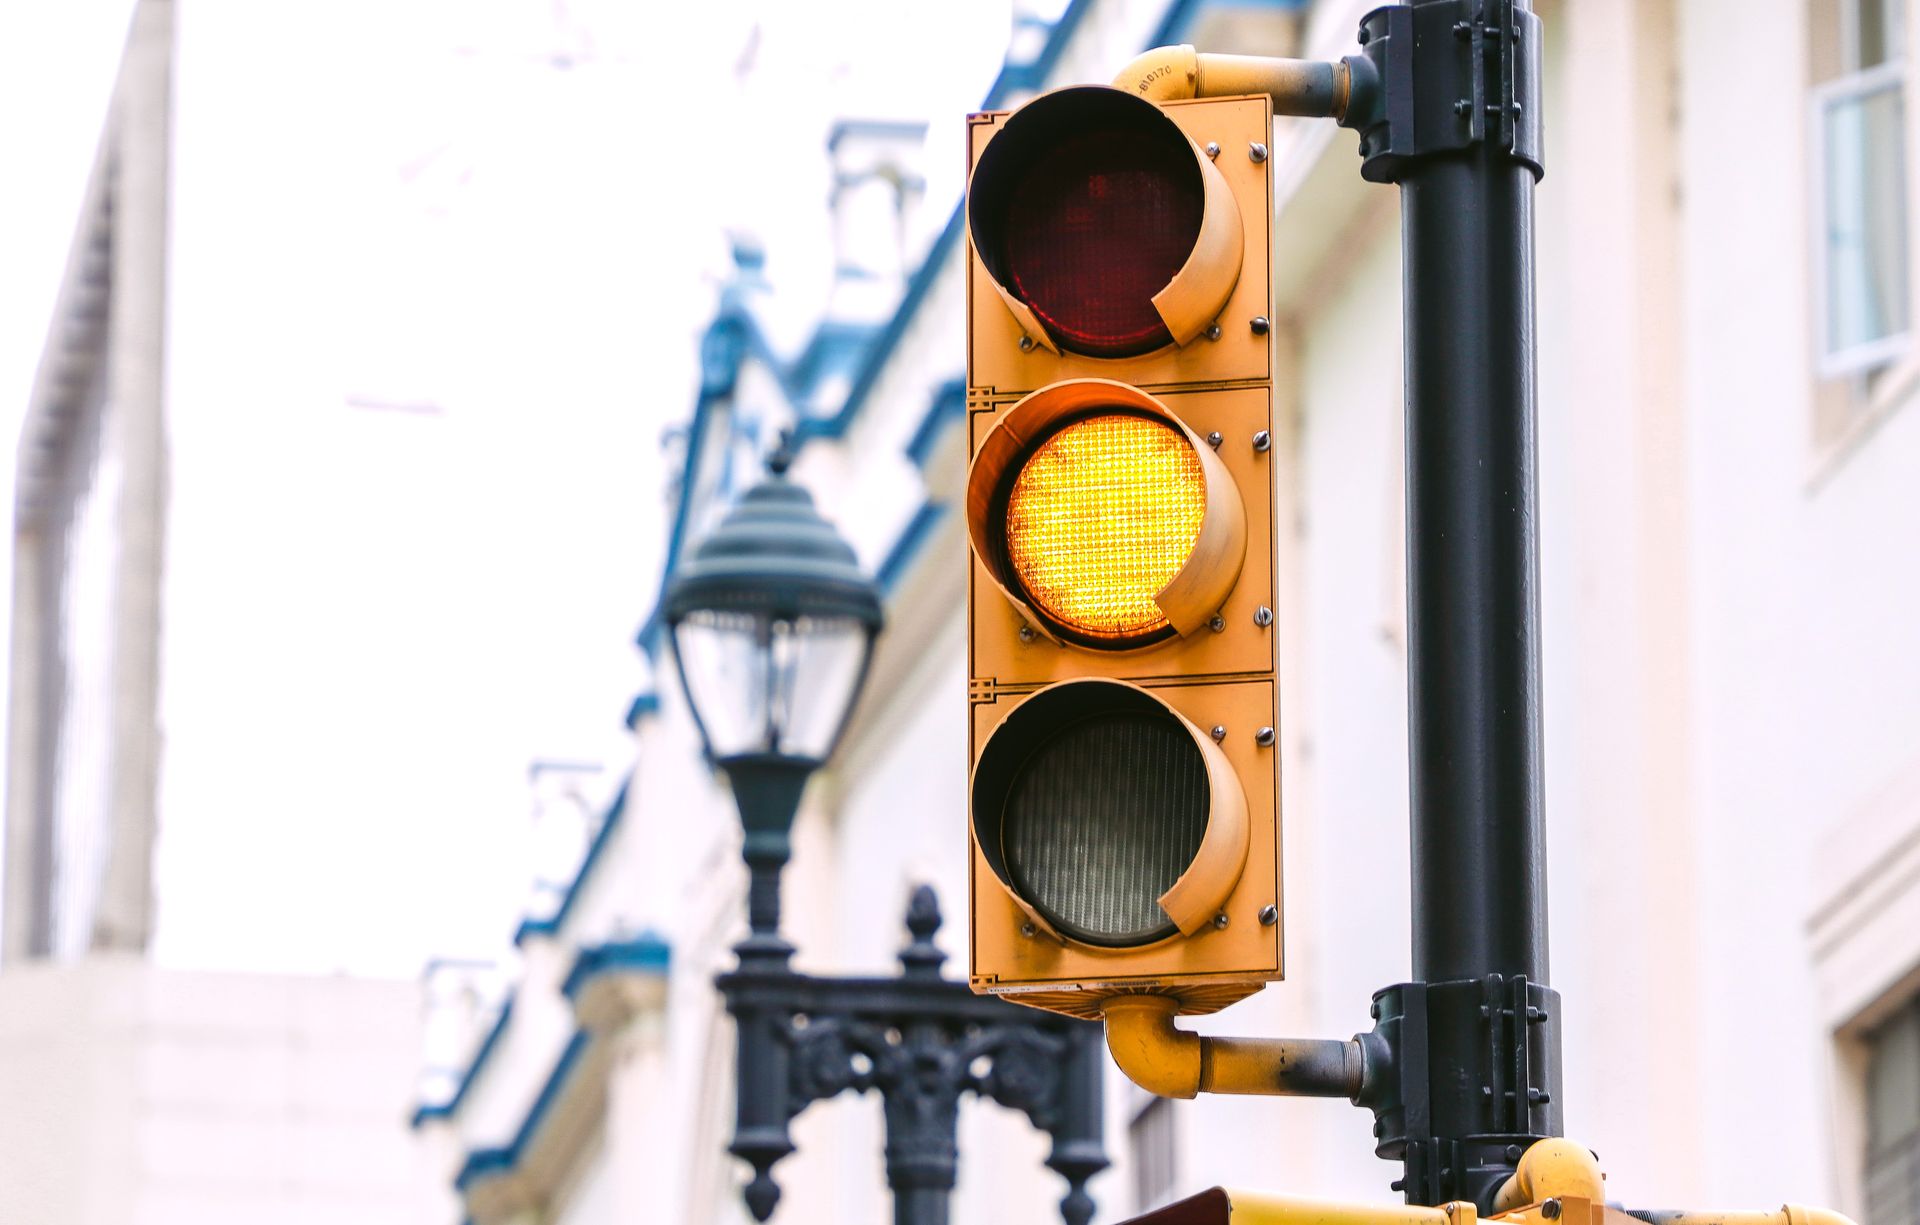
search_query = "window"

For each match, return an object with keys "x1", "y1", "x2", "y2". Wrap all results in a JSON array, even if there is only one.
[
  {"x1": 1813, "y1": 0, "x2": 1911, "y2": 380},
  {"x1": 1864, "y1": 994, "x2": 1920, "y2": 1225},
  {"x1": 1130, "y1": 1095, "x2": 1179, "y2": 1214}
]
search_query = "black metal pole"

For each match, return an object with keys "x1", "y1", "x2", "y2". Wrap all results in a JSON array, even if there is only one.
[
  {"x1": 1342, "y1": 1, "x2": 1562, "y2": 1207},
  {"x1": 1399, "y1": 91, "x2": 1547, "y2": 991}
]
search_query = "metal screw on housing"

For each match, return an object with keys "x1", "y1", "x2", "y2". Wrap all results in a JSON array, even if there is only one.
[
  {"x1": 1253, "y1": 430, "x2": 1271, "y2": 452},
  {"x1": 1210, "y1": 725, "x2": 1227, "y2": 742},
  {"x1": 1249, "y1": 142, "x2": 1268, "y2": 162},
  {"x1": 1019, "y1": 335, "x2": 1035, "y2": 352},
  {"x1": 1251, "y1": 316, "x2": 1271, "y2": 334},
  {"x1": 1259, "y1": 904, "x2": 1279, "y2": 926},
  {"x1": 1254, "y1": 606, "x2": 1274, "y2": 628},
  {"x1": 1254, "y1": 727, "x2": 1276, "y2": 747},
  {"x1": 1209, "y1": 614, "x2": 1227, "y2": 633},
  {"x1": 1018, "y1": 625, "x2": 1036, "y2": 643},
  {"x1": 1213, "y1": 913, "x2": 1230, "y2": 930},
  {"x1": 1206, "y1": 324, "x2": 1223, "y2": 341},
  {"x1": 1207, "y1": 431, "x2": 1224, "y2": 449},
  {"x1": 1205, "y1": 141, "x2": 1221, "y2": 158}
]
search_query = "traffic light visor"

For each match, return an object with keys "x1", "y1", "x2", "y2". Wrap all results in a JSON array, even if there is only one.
[
  {"x1": 968, "y1": 86, "x2": 1245, "y2": 356},
  {"x1": 971, "y1": 679, "x2": 1249, "y2": 946},
  {"x1": 968, "y1": 380, "x2": 1247, "y2": 647}
]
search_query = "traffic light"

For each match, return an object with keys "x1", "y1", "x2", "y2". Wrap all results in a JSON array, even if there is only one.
[{"x1": 964, "y1": 84, "x2": 1278, "y2": 1021}]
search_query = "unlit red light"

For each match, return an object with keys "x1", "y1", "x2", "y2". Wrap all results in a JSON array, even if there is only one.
[
  {"x1": 999, "y1": 128, "x2": 1202, "y2": 357},
  {"x1": 1003, "y1": 414, "x2": 1205, "y2": 643}
]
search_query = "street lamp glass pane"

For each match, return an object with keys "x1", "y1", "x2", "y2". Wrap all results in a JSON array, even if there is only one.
[
  {"x1": 1003, "y1": 413, "x2": 1205, "y2": 645},
  {"x1": 673, "y1": 610, "x2": 871, "y2": 761},
  {"x1": 673, "y1": 610, "x2": 771, "y2": 758},
  {"x1": 767, "y1": 614, "x2": 870, "y2": 760}
]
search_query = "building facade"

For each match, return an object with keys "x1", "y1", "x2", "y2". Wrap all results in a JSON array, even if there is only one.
[
  {"x1": 0, "y1": 0, "x2": 702, "y2": 1219},
  {"x1": 413, "y1": 1, "x2": 1920, "y2": 1224}
]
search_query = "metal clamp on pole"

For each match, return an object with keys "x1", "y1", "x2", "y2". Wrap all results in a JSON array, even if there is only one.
[
  {"x1": 1361, "y1": 977, "x2": 1564, "y2": 1208},
  {"x1": 1339, "y1": 0, "x2": 1545, "y2": 183}
]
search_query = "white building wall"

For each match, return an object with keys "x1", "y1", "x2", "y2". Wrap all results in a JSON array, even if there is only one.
[
  {"x1": 0, "y1": 960, "x2": 442, "y2": 1225},
  {"x1": 152, "y1": 0, "x2": 683, "y2": 976}
]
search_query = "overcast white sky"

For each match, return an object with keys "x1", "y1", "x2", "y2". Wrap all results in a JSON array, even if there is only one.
[{"x1": 0, "y1": 0, "x2": 1020, "y2": 978}]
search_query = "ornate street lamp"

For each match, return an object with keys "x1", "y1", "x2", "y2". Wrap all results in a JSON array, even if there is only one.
[
  {"x1": 663, "y1": 447, "x2": 1108, "y2": 1225},
  {"x1": 664, "y1": 448, "x2": 886, "y2": 956}
]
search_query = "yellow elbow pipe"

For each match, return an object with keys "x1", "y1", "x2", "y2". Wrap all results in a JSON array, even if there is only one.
[
  {"x1": 1492, "y1": 1138, "x2": 1606, "y2": 1211},
  {"x1": 1112, "y1": 44, "x2": 1354, "y2": 119},
  {"x1": 1102, "y1": 995, "x2": 1366, "y2": 1100}
]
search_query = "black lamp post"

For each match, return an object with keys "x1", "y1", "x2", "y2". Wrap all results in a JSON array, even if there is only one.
[{"x1": 663, "y1": 447, "x2": 1109, "y2": 1225}]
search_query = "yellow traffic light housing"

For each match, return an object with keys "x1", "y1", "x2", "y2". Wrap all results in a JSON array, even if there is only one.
[
  {"x1": 966, "y1": 88, "x2": 1273, "y2": 397},
  {"x1": 964, "y1": 84, "x2": 1279, "y2": 1021},
  {"x1": 972, "y1": 679, "x2": 1249, "y2": 947},
  {"x1": 968, "y1": 86, "x2": 1246, "y2": 358},
  {"x1": 965, "y1": 379, "x2": 1247, "y2": 646}
]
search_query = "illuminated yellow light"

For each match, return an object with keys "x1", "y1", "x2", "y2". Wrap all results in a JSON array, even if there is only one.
[{"x1": 1004, "y1": 413, "x2": 1206, "y2": 642}]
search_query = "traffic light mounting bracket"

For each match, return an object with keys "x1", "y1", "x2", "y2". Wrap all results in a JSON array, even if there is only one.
[
  {"x1": 1091, "y1": 972, "x2": 1564, "y2": 1210},
  {"x1": 1107, "y1": 0, "x2": 1546, "y2": 188},
  {"x1": 1364, "y1": 976, "x2": 1564, "y2": 1208},
  {"x1": 1345, "y1": 0, "x2": 1544, "y2": 184}
]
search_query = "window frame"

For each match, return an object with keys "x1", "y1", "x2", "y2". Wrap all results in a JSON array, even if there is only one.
[
  {"x1": 1809, "y1": 57, "x2": 1913, "y2": 381},
  {"x1": 1861, "y1": 992, "x2": 1920, "y2": 1225},
  {"x1": 1128, "y1": 1092, "x2": 1179, "y2": 1214}
]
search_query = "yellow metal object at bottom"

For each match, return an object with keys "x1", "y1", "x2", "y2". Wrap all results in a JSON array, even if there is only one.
[
  {"x1": 1122, "y1": 1187, "x2": 1457, "y2": 1225},
  {"x1": 1118, "y1": 1139, "x2": 1860, "y2": 1225}
]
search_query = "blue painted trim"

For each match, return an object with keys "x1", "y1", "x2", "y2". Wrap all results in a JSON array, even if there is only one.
[
  {"x1": 623, "y1": 690, "x2": 660, "y2": 730},
  {"x1": 1150, "y1": 0, "x2": 1308, "y2": 48},
  {"x1": 410, "y1": 995, "x2": 516, "y2": 1129},
  {"x1": 827, "y1": 118, "x2": 927, "y2": 154},
  {"x1": 639, "y1": 389, "x2": 719, "y2": 657},
  {"x1": 906, "y1": 378, "x2": 965, "y2": 470},
  {"x1": 793, "y1": 208, "x2": 966, "y2": 448},
  {"x1": 787, "y1": 319, "x2": 881, "y2": 404},
  {"x1": 512, "y1": 775, "x2": 632, "y2": 949},
  {"x1": 982, "y1": 0, "x2": 1094, "y2": 108},
  {"x1": 1148, "y1": 0, "x2": 1205, "y2": 45},
  {"x1": 877, "y1": 503, "x2": 950, "y2": 597},
  {"x1": 455, "y1": 1147, "x2": 514, "y2": 1191},
  {"x1": 512, "y1": 914, "x2": 558, "y2": 945},
  {"x1": 790, "y1": 0, "x2": 1103, "y2": 452},
  {"x1": 454, "y1": 1028, "x2": 593, "y2": 1194},
  {"x1": 632, "y1": 0, "x2": 1142, "y2": 669},
  {"x1": 562, "y1": 933, "x2": 673, "y2": 1002},
  {"x1": 636, "y1": 299, "x2": 798, "y2": 657}
]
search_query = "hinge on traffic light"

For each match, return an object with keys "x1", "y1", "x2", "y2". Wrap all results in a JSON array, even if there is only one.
[
  {"x1": 968, "y1": 677, "x2": 997, "y2": 704},
  {"x1": 1341, "y1": 0, "x2": 1545, "y2": 185},
  {"x1": 1360, "y1": 975, "x2": 1563, "y2": 1210}
]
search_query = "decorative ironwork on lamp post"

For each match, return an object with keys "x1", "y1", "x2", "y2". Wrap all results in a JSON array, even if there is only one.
[{"x1": 663, "y1": 445, "x2": 1109, "y2": 1225}]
